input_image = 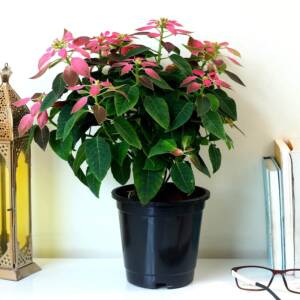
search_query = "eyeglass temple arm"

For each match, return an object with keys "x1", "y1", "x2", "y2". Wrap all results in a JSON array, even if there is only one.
[
  {"x1": 231, "y1": 270, "x2": 281, "y2": 300},
  {"x1": 256, "y1": 282, "x2": 281, "y2": 300}
]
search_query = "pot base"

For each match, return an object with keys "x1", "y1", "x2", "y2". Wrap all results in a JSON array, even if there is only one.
[{"x1": 126, "y1": 269, "x2": 194, "y2": 289}]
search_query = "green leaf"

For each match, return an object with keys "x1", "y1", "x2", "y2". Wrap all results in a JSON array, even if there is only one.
[
  {"x1": 225, "y1": 134, "x2": 234, "y2": 150},
  {"x1": 49, "y1": 130, "x2": 73, "y2": 161},
  {"x1": 206, "y1": 93, "x2": 219, "y2": 111},
  {"x1": 114, "y1": 117, "x2": 142, "y2": 149},
  {"x1": 104, "y1": 98, "x2": 116, "y2": 116},
  {"x1": 114, "y1": 85, "x2": 139, "y2": 116},
  {"x1": 56, "y1": 104, "x2": 72, "y2": 139},
  {"x1": 171, "y1": 161, "x2": 195, "y2": 194},
  {"x1": 40, "y1": 91, "x2": 58, "y2": 111},
  {"x1": 143, "y1": 96, "x2": 170, "y2": 129},
  {"x1": 149, "y1": 77, "x2": 173, "y2": 90},
  {"x1": 209, "y1": 144, "x2": 221, "y2": 173},
  {"x1": 169, "y1": 101, "x2": 193, "y2": 131},
  {"x1": 148, "y1": 139, "x2": 177, "y2": 158},
  {"x1": 85, "y1": 137, "x2": 111, "y2": 182},
  {"x1": 34, "y1": 126, "x2": 50, "y2": 151},
  {"x1": 111, "y1": 142, "x2": 129, "y2": 166},
  {"x1": 196, "y1": 96, "x2": 211, "y2": 116},
  {"x1": 49, "y1": 107, "x2": 60, "y2": 119},
  {"x1": 169, "y1": 54, "x2": 192, "y2": 76},
  {"x1": 133, "y1": 154, "x2": 165, "y2": 205},
  {"x1": 124, "y1": 46, "x2": 149, "y2": 58},
  {"x1": 214, "y1": 90, "x2": 237, "y2": 121},
  {"x1": 202, "y1": 111, "x2": 226, "y2": 140},
  {"x1": 68, "y1": 155, "x2": 87, "y2": 186},
  {"x1": 26, "y1": 125, "x2": 38, "y2": 152},
  {"x1": 73, "y1": 142, "x2": 86, "y2": 174},
  {"x1": 111, "y1": 156, "x2": 131, "y2": 185},
  {"x1": 63, "y1": 110, "x2": 88, "y2": 141},
  {"x1": 144, "y1": 157, "x2": 166, "y2": 171},
  {"x1": 52, "y1": 73, "x2": 66, "y2": 97},
  {"x1": 86, "y1": 169, "x2": 101, "y2": 197},
  {"x1": 225, "y1": 70, "x2": 245, "y2": 86},
  {"x1": 189, "y1": 154, "x2": 210, "y2": 177}
]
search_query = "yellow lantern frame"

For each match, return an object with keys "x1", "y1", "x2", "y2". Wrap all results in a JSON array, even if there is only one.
[{"x1": 0, "y1": 64, "x2": 40, "y2": 280}]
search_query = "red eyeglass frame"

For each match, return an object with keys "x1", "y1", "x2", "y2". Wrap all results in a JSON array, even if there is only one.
[{"x1": 232, "y1": 265, "x2": 300, "y2": 294}]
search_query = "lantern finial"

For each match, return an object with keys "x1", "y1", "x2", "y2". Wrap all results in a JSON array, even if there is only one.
[{"x1": 0, "y1": 63, "x2": 12, "y2": 83}]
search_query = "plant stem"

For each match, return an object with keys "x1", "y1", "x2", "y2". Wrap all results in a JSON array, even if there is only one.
[
  {"x1": 157, "y1": 26, "x2": 164, "y2": 65},
  {"x1": 48, "y1": 118, "x2": 57, "y2": 127}
]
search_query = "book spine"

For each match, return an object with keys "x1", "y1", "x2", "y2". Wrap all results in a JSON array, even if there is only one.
[{"x1": 262, "y1": 158, "x2": 274, "y2": 267}]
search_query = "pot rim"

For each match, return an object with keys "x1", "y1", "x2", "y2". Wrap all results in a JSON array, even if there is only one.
[{"x1": 112, "y1": 183, "x2": 210, "y2": 206}]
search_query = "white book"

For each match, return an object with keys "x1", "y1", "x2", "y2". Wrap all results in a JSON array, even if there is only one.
[
  {"x1": 274, "y1": 139, "x2": 295, "y2": 269},
  {"x1": 288, "y1": 139, "x2": 300, "y2": 267},
  {"x1": 262, "y1": 157, "x2": 285, "y2": 269}
]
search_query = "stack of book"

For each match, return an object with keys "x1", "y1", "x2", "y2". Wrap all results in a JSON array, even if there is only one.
[{"x1": 262, "y1": 139, "x2": 300, "y2": 270}]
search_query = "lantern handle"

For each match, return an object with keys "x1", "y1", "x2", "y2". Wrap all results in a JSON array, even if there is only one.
[{"x1": 0, "y1": 63, "x2": 12, "y2": 83}]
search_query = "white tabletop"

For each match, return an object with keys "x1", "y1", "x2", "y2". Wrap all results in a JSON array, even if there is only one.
[{"x1": 0, "y1": 258, "x2": 298, "y2": 300}]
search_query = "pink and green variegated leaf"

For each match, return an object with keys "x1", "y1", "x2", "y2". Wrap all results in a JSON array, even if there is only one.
[
  {"x1": 71, "y1": 57, "x2": 90, "y2": 78},
  {"x1": 13, "y1": 97, "x2": 31, "y2": 107},
  {"x1": 220, "y1": 81, "x2": 231, "y2": 89},
  {"x1": 136, "y1": 25, "x2": 156, "y2": 31},
  {"x1": 71, "y1": 96, "x2": 88, "y2": 113},
  {"x1": 226, "y1": 47, "x2": 241, "y2": 57},
  {"x1": 58, "y1": 48, "x2": 67, "y2": 59},
  {"x1": 188, "y1": 37, "x2": 204, "y2": 49},
  {"x1": 101, "y1": 80, "x2": 111, "y2": 87},
  {"x1": 192, "y1": 69, "x2": 205, "y2": 77},
  {"x1": 30, "y1": 102, "x2": 41, "y2": 116},
  {"x1": 18, "y1": 114, "x2": 34, "y2": 136},
  {"x1": 121, "y1": 64, "x2": 133, "y2": 76},
  {"x1": 180, "y1": 76, "x2": 197, "y2": 87},
  {"x1": 166, "y1": 25, "x2": 177, "y2": 35},
  {"x1": 38, "y1": 51, "x2": 55, "y2": 70},
  {"x1": 69, "y1": 44, "x2": 90, "y2": 58},
  {"x1": 176, "y1": 29, "x2": 192, "y2": 35},
  {"x1": 187, "y1": 82, "x2": 201, "y2": 94},
  {"x1": 30, "y1": 63, "x2": 50, "y2": 79},
  {"x1": 203, "y1": 79, "x2": 212, "y2": 87},
  {"x1": 67, "y1": 84, "x2": 85, "y2": 91},
  {"x1": 215, "y1": 79, "x2": 231, "y2": 89},
  {"x1": 111, "y1": 62, "x2": 129, "y2": 68},
  {"x1": 141, "y1": 61, "x2": 157, "y2": 67},
  {"x1": 37, "y1": 111, "x2": 48, "y2": 129},
  {"x1": 72, "y1": 36, "x2": 90, "y2": 46},
  {"x1": 63, "y1": 29, "x2": 73, "y2": 42},
  {"x1": 168, "y1": 20, "x2": 183, "y2": 27},
  {"x1": 219, "y1": 42, "x2": 229, "y2": 47},
  {"x1": 139, "y1": 76, "x2": 154, "y2": 90},
  {"x1": 144, "y1": 68, "x2": 160, "y2": 80},
  {"x1": 90, "y1": 85, "x2": 100, "y2": 96},
  {"x1": 63, "y1": 66, "x2": 79, "y2": 86},
  {"x1": 148, "y1": 32, "x2": 160, "y2": 38},
  {"x1": 227, "y1": 56, "x2": 242, "y2": 66}
]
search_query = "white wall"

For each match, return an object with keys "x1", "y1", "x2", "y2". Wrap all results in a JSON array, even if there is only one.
[{"x1": 1, "y1": 0, "x2": 300, "y2": 258}]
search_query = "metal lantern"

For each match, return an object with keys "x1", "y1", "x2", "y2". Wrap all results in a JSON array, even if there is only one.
[{"x1": 0, "y1": 64, "x2": 40, "y2": 280}]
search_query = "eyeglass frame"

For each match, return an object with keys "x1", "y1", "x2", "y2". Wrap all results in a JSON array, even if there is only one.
[{"x1": 231, "y1": 265, "x2": 300, "y2": 295}]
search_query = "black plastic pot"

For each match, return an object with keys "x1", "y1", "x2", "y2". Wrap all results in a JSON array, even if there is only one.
[{"x1": 112, "y1": 183, "x2": 210, "y2": 289}]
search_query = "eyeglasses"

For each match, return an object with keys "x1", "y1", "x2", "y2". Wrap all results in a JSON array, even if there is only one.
[{"x1": 231, "y1": 265, "x2": 300, "y2": 300}]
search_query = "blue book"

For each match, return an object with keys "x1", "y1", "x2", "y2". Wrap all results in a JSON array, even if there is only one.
[{"x1": 262, "y1": 157, "x2": 285, "y2": 269}]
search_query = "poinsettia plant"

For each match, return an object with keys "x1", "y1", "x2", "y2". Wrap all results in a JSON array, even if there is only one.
[{"x1": 16, "y1": 18, "x2": 245, "y2": 204}]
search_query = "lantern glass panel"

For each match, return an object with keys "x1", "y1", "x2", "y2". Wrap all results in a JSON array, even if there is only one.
[
  {"x1": 0, "y1": 153, "x2": 11, "y2": 256},
  {"x1": 16, "y1": 150, "x2": 30, "y2": 249}
]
